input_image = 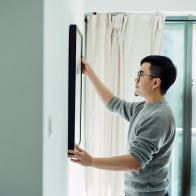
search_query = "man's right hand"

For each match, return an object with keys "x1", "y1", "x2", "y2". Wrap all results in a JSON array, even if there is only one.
[
  {"x1": 81, "y1": 56, "x2": 113, "y2": 104},
  {"x1": 81, "y1": 57, "x2": 91, "y2": 75}
]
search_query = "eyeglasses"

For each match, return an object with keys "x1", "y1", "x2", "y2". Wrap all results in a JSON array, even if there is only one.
[{"x1": 136, "y1": 70, "x2": 160, "y2": 83}]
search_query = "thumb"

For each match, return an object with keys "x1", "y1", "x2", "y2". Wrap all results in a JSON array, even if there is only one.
[{"x1": 75, "y1": 145, "x2": 83, "y2": 152}]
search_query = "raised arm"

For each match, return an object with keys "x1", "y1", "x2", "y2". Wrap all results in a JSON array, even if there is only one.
[
  {"x1": 82, "y1": 57, "x2": 138, "y2": 121},
  {"x1": 82, "y1": 57, "x2": 113, "y2": 104}
]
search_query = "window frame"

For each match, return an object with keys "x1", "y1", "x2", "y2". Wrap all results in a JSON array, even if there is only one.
[{"x1": 166, "y1": 15, "x2": 196, "y2": 196}]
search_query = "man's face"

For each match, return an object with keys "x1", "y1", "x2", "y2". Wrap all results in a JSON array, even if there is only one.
[{"x1": 134, "y1": 62, "x2": 157, "y2": 97}]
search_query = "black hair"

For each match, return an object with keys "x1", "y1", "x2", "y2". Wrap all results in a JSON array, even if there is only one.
[{"x1": 140, "y1": 55, "x2": 177, "y2": 95}]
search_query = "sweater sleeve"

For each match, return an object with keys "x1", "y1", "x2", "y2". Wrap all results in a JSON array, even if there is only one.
[
  {"x1": 106, "y1": 96, "x2": 136, "y2": 122},
  {"x1": 129, "y1": 113, "x2": 168, "y2": 169}
]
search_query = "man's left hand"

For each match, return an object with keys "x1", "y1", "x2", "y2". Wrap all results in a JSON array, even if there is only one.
[{"x1": 68, "y1": 145, "x2": 94, "y2": 167}]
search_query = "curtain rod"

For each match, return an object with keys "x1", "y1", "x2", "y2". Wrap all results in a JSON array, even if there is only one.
[
  {"x1": 84, "y1": 12, "x2": 196, "y2": 22},
  {"x1": 165, "y1": 19, "x2": 196, "y2": 22},
  {"x1": 84, "y1": 12, "x2": 124, "y2": 22}
]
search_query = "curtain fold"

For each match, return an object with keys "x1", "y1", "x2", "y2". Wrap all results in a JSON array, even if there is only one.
[
  {"x1": 124, "y1": 13, "x2": 166, "y2": 102},
  {"x1": 84, "y1": 12, "x2": 165, "y2": 196}
]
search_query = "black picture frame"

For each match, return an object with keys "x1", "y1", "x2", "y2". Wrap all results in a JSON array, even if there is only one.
[{"x1": 68, "y1": 25, "x2": 83, "y2": 150}]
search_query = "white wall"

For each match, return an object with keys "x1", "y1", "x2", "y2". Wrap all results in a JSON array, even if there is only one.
[
  {"x1": 43, "y1": 0, "x2": 68, "y2": 195},
  {"x1": 85, "y1": 0, "x2": 196, "y2": 12},
  {"x1": 0, "y1": 0, "x2": 84, "y2": 196},
  {"x1": 43, "y1": 0, "x2": 84, "y2": 196}
]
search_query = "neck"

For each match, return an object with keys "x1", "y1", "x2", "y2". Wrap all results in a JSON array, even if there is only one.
[{"x1": 145, "y1": 94, "x2": 165, "y2": 104}]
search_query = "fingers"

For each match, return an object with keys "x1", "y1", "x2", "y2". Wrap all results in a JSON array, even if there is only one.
[
  {"x1": 81, "y1": 57, "x2": 89, "y2": 67},
  {"x1": 68, "y1": 147, "x2": 85, "y2": 162},
  {"x1": 68, "y1": 149, "x2": 80, "y2": 155},
  {"x1": 70, "y1": 158, "x2": 80, "y2": 163},
  {"x1": 68, "y1": 146, "x2": 83, "y2": 154},
  {"x1": 81, "y1": 58, "x2": 87, "y2": 73},
  {"x1": 81, "y1": 56, "x2": 86, "y2": 63},
  {"x1": 69, "y1": 154, "x2": 81, "y2": 160},
  {"x1": 68, "y1": 150, "x2": 81, "y2": 160},
  {"x1": 68, "y1": 149, "x2": 76, "y2": 154},
  {"x1": 68, "y1": 149, "x2": 83, "y2": 157},
  {"x1": 82, "y1": 56, "x2": 86, "y2": 61}
]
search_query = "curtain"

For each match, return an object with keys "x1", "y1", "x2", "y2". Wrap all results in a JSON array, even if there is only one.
[
  {"x1": 124, "y1": 13, "x2": 166, "y2": 102},
  {"x1": 84, "y1": 13, "x2": 165, "y2": 196}
]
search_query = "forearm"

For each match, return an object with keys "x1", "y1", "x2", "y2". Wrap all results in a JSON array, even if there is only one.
[
  {"x1": 87, "y1": 67, "x2": 113, "y2": 104},
  {"x1": 91, "y1": 155, "x2": 140, "y2": 171}
]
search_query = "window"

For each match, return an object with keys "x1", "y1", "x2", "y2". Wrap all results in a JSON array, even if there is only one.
[
  {"x1": 191, "y1": 23, "x2": 196, "y2": 196},
  {"x1": 161, "y1": 16, "x2": 196, "y2": 196}
]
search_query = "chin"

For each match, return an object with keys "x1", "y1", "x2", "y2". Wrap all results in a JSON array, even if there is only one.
[{"x1": 134, "y1": 91, "x2": 139, "y2": 97}]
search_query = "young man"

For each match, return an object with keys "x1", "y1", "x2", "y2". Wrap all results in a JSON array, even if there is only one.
[{"x1": 68, "y1": 55, "x2": 177, "y2": 196}]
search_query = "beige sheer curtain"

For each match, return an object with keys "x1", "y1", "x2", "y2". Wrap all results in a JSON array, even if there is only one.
[
  {"x1": 124, "y1": 13, "x2": 166, "y2": 102},
  {"x1": 84, "y1": 13, "x2": 165, "y2": 196}
]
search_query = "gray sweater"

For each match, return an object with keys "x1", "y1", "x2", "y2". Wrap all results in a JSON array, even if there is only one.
[{"x1": 106, "y1": 96, "x2": 176, "y2": 196}]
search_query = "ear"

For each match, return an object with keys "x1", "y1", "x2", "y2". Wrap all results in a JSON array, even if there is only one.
[{"x1": 152, "y1": 78, "x2": 161, "y2": 89}]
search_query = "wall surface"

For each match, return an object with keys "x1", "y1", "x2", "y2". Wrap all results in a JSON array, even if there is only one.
[
  {"x1": 0, "y1": 0, "x2": 85, "y2": 196},
  {"x1": 85, "y1": 0, "x2": 196, "y2": 12},
  {"x1": 0, "y1": 0, "x2": 43, "y2": 196},
  {"x1": 42, "y1": 0, "x2": 68, "y2": 195},
  {"x1": 43, "y1": 0, "x2": 84, "y2": 196}
]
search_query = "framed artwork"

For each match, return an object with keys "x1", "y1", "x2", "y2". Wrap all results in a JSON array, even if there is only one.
[{"x1": 68, "y1": 25, "x2": 83, "y2": 150}]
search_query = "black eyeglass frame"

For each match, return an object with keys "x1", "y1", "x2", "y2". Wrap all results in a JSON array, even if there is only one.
[{"x1": 136, "y1": 70, "x2": 160, "y2": 82}]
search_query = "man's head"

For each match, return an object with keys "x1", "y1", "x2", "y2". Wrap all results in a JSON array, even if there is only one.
[{"x1": 134, "y1": 55, "x2": 177, "y2": 98}]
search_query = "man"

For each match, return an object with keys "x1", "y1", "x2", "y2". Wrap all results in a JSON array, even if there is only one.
[{"x1": 68, "y1": 55, "x2": 177, "y2": 196}]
